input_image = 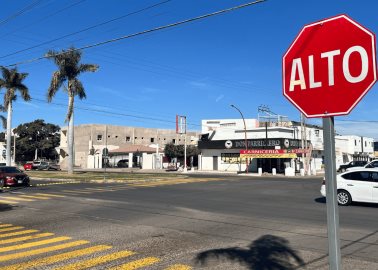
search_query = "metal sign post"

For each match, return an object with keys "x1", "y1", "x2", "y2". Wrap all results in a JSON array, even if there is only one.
[{"x1": 323, "y1": 117, "x2": 341, "y2": 270}]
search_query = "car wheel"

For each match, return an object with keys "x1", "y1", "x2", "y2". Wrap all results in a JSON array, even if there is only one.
[
  {"x1": 0, "y1": 179, "x2": 4, "y2": 190},
  {"x1": 337, "y1": 190, "x2": 352, "y2": 206}
]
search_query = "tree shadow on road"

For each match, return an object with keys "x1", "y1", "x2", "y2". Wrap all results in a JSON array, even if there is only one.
[
  {"x1": 195, "y1": 235, "x2": 304, "y2": 270},
  {"x1": 0, "y1": 203, "x2": 13, "y2": 212}
]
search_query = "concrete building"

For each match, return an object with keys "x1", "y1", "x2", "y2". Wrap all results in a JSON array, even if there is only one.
[
  {"x1": 197, "y1": 118, "x2": 375, "y2": 174},
  {"x1": 58, "y1": 124, "x2": 199, "y2": 170}
]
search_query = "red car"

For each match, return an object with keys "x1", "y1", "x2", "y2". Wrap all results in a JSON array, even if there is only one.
[
  {"x1": 23, "y1": 162, "x2": 33, "y2": 171},
  {"x1": 0, "y1": 166, "x2": 30, "y2": 187}
]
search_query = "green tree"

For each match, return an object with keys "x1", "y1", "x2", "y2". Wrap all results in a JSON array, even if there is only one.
[
  {"x1": 0, "y1": 67, "x2": 30, "y2": 165},
  {"x1": 46, "y1": 47, "x2": 98, "y2": 174},
  {"x1": 14, "y1": 119, "x2": 60, "y2": 162}
]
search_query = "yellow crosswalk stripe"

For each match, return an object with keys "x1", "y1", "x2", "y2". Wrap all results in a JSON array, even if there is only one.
[
  {"x1": 0, "y1": 199, "x2": 19, "y2": 204},
  {"x1": 0, "y1": 236, "x2": 71, "y2": 253},
  {"x1": 18, "y1": 195, "x2": 50, "y2": 200},
  {"x1": 165, "y1": 264, "x2": 192, "y2": 270},
  {"x1": 1, "y1": 197, "x2": 35, "y2": 202},
  {"x1": 0, "y1": 240, "x2": 89, "y2": 262},
  {"x1": 0, "y1": 245, "x2": 112, "y2": 270},
  {"x1": 0, "y1": 224, "x2": 13, "y2": 228},
  {"x1": 0, "y1": 232, "x2": 54, "y2": 245},
  {"x1": 54, "y1": 250, "x2": 136, "y2": 270},
  {"x1": 109, "y1": 257, "x2": 160, "y2": 270},
  {"x1": 0, "y1": 229, "x2": 39, "y2": 238},
  {"x1": 34, "y1": 193, "x2": 66, "y2": 198},
  {"x1": 0, "y1": 226, "x2": 24, "y2": 233},
  {"x1": 61, "y1": 190, "x2": 93, "y2": 194}
]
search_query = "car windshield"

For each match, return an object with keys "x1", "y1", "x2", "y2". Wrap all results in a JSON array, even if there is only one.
[{"x1": 0, "y1": 167, "x2": 22, "y2": 173}]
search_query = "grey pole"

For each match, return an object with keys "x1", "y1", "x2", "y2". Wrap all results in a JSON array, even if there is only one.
[{"x1": 323, "y1": 116, "x2": 342, "y2": 270}]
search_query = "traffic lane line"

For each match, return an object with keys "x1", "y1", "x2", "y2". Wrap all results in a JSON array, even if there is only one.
[{"x1": 165, "y1": 264, "x2": 192, "y2": 270}]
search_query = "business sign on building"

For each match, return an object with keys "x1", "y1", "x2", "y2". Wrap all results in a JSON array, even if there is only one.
[
  {"x1": 240, "y1": 149, "x2": 310, "y2": 159},
  {"x1": 198, "y1": 138, "x2": 308, "y2": 150}
]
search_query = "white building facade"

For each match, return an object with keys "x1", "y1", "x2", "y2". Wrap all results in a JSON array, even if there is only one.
[{"x1": 198, "y1": 119, "x2": 374, "y2": 174}]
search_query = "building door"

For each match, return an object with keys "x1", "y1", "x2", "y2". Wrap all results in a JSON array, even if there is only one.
[{"x1": 213, "y1": 156, "x2": 218, "y2": 171}]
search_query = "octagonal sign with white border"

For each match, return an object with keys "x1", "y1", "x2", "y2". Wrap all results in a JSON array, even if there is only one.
[{"x1": 283, "y1": 14, "x2": 377, "y2": 118}]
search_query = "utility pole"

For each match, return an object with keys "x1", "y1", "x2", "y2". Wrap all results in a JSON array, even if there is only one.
[
  {"x1": 300, "y1": 113, "x2": 305, "y2": 172},
  {"x1": 231, "y1": 105, "x2": 248, "y2": 174}
]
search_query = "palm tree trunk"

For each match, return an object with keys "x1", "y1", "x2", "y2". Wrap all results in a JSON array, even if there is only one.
[
  {"x1": 67, "y1": 94, "x2": 74, "y2": 174},
  {"x1": 6, "y1": 102, "x2": 12, "y2": 166}
]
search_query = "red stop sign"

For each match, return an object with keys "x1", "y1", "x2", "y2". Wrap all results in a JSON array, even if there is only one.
[{"x1": 283, "y1": 14, "x2": 377, "y2": 118}]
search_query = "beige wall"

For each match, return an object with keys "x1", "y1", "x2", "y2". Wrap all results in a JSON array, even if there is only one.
[{"x1": 58, "y1": 124, "x2": 199, "y2": 169}]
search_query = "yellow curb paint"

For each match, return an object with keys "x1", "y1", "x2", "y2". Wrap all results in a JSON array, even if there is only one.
[
  {"x1": 0, "y1": 236, "x2": 71, "y2": 253},
  {"x1": 109, "y1": 257, "x2": 160, "y2": 270},
  {"x1": 0, "y1": 240, "x2": 89, "y2": 262},
  {"x1": 34, "y1": 193, "x2": 66, "y2": 198},
  {"x1": 0, "y1": 224, "x2": 12, "y2": 228},
  {"x1": 1, "y1": 197, "x2": 35, "y2": 202},
  {"x1": 0, "y1": 229, "x2": 39, "y2": 238},
  {"x1": 54, "y1": 250, "x2": 136, "y2": 270},
  {"x1": 164, "y1": 264, "x2": 192, "y2": 270},
  {"x1": 18, "y1": 195, "x2": 50, "y2": 200},
  {"x1": 0, "y1": 233, "x2": 54, "y2": 245},
  {"x1": 0, "y1": 245, "x2": 112, "y2": 270},
  {"x1": 0, "y1": 200, "x2": 19, "y2": 204},
  {"x1": 0, "y1": 226, "x2": 24, "y2": 233}
]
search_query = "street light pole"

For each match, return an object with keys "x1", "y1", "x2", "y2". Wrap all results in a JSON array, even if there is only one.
[{"x1": 230, "y1": 104, "x2": 248, "y2": 174}]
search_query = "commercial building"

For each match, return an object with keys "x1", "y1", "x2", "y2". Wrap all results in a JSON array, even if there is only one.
[
  {"x1": 57, "y1": 124, "x2": 198, "y2": 170},
  {"x1": 197, "y1": 118, "x2": 374, "y2": 174}
]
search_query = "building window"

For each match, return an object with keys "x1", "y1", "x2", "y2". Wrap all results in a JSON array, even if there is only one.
[
  {"x1": 126, "y1": 136, "x2": 131, "y2": 142},
  {"x1": 172, "y1": 139, "x2": 176, "y2": 144},
  {"x1": 115, "y1": 135, "x2": 118, "y2": 139},
  {"x1": 315, "y1": 129, "x2": 319, "y2": 137},
  {"x1": 150, "y1": 138, "x2": 155, "y2": 143},
  {"x1": 97, "y1": 135, "x2": 102, "y2": 141},
  {"x1": 135, "y1": 137, "x2": 138, "y2": 140},
  {"x1": 355, "y1": 140, "x2": 357, "y2": 146}
]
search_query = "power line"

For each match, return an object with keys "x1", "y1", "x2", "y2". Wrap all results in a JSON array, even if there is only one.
[
  {"x1": 0, "y1": 0, "x2": 46, "y2": 27},
  {"x1": 5, "y1": 0, "x2": 266, "y2": 67},
  {"x1": 2, "y1": 0, "x2": 88, "y2": 39},
  {"x1": 0, "y1": 0, "x2": 172, "y2": 60}
]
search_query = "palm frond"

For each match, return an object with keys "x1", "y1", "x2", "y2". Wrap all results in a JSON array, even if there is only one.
[
  {"x1": 78, "y1": 64, "x2": 99, "y2": 73},
  {"x1": 0, "y1": 115, "x2": 6, "y2": 129},
  {"x1": 47, "y1": 71, "x2": 65, "y2": 102},
  {"x1": 71, "y1": 78, "x2": 86, "y2": 99}
]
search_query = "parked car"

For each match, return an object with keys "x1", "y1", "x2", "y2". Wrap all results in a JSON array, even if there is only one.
[
  {"x1": 0, "y1": 166, "x2": 30, "y2": 187},
  {"x1": 320, "y1": 168, "x2": 378, "y2": 206},
  {"x1": 23, "y1": 162, "x2": 33, "y2": 171},
  {"x1": 338, "y1": 160, "x2": 367, "y2": 172},
  {"x1": 346, "y1": 159, "x2": 378, "y2": 172},
  {"x1": 117, "y1": 159, "x2": 129, "y2": 168}
]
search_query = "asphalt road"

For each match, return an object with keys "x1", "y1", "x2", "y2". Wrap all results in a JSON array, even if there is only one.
[{"x1": 1, "y1": 174, "x2": 378, "y2": 269}]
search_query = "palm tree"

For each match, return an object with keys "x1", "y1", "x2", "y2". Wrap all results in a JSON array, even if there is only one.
[
  {"x1": 46, "y1": 47, "x2": 98, "y2": 174},
  {"x1": 0, "y1": 67, "x2": 30, "y2": 166}
]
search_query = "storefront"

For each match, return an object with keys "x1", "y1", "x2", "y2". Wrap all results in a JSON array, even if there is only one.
[{"x1": 198, "y1": 138, "x2": 310, "y2": 173}]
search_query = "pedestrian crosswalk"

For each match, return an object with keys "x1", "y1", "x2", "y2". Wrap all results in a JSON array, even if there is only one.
[
  {"x1": 0, "y1": 223, "x2": 192, "y2": 269},
  {"x1": 0, "y1": 177, "x2": 229, "y2": 205}
]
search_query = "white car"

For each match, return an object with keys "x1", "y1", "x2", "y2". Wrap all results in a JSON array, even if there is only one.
[
  {"x1": 320, "y1": 168, "x2": 378, "y2": 206},
  {"x1": 346, "y1": 159, "x2": 378, "y2": 172}
]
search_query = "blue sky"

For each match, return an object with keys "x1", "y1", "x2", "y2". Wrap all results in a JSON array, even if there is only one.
[{"x1": 1, "y1": 0, "x2": 378, "y2": 140}]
